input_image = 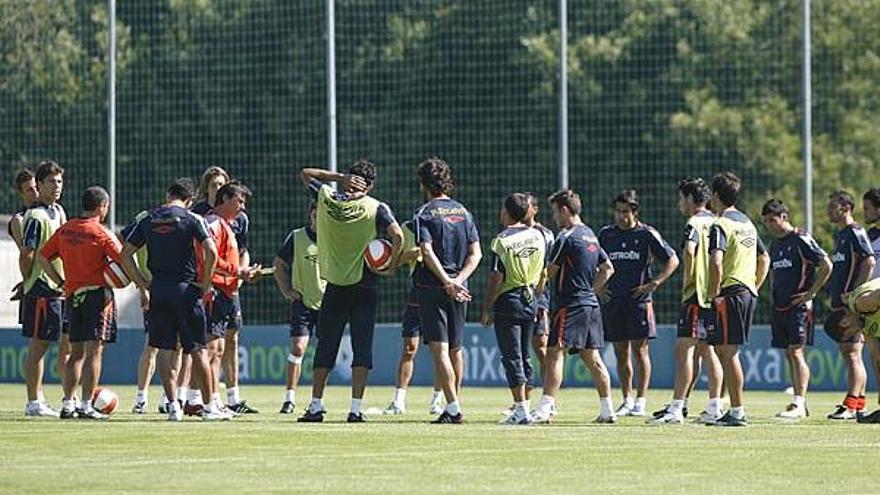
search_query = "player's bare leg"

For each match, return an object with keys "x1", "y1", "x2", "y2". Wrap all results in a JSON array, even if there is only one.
[
  {"x1": 714, "y1": 344, "x2": 747, "y2": 426},
  {"x1": 60, "y1": 342, "x2": 85, "y2": 418},
  {"x1": 579, "y1": 349, "x2": 616, "y2": 423},
  {"x1": 156, "y1": 348, "x2": 181, "y2": 420},
  {"x1": 532, "y1": 346, "x2": 564, "y2": 423},
  {"x1": 133, "y1": 336, "x2": 157, "y2": 413},
  {"x1": 386, "y1": 336, "x2": 419, "y2": 414},
  {"x1": 531, "y1": 332, "x2": 548, "y2": 386},
  {"x1": 429, "y1": 342, "x2": 463, "y2": 422},
  {"x1": 281, "y1": 336, "x2": 309, "y2": 413},
  {"x1": 206, "y1": 336, "x2": 228, "y2": 416},
  {"x1": 778, "y1": 345, "x2": 809, "y2": 419},
  {"x1": 191, "y1": 348, "x2": 226, "y2": 420},
  {"x1": 223, "y1": 328, "x2": 245, "y2": 408},
  {"x1": 831, "y1": 342, "x2": 867, "y2": 419},
  {"x1": 450, "y1": 347, "x2": 464, "y2": 395},
  {"x1": 696, "y1": 341, "x2": 725, "y2": 422},
  {"x1": 632, "y1": 338, "x2": 651, "y2": 415},
  {"x1": 79, "y1": 341, "x2": 105, "y2": 416},
  {"x1": 651, "y1": 338, "x2": 696, "y2": 424},
  {"x1": 57, "y1": 333, "x2": 71, "y2": 398},
  {"x1": 612, "y1": 340, "x2": 634, "y2": 415}
]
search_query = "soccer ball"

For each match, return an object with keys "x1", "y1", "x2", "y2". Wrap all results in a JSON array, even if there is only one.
[
  {"x1": 103, "y1": 260, "x2": 131, "y2": 289},
  {"x1": 92, "y1": 387, "x2": 120, "y2": 415},
  {"x1": 364, "y1": 239, "x2": 393, "y2": 272}
]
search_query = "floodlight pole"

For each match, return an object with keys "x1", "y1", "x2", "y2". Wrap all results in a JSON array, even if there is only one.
[
  {"x1": 108, "y1": 0, "x2": 117, "y2": 228},
  {"x1": 327, "y1": 0, "x2": 338, "y2": 175},
  {"x1": 558, "y1": 0, "x2": 569, "y2": 190},
  {"x1": 802, "y1": 0, "x2": 813, "y2": 232}
]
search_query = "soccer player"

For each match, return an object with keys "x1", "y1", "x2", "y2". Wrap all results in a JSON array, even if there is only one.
[
  {"x1": 481, "y1": 193, "x2": 546, "y2": 425},
  {"x1": 861, "y1": 188, "x2": 880, "y2": 413},
  {"x1": 193, "y1": 166, "x2": 256, "y2": 414},
  {"x1": 8, "y1": 169, "x2": 39, "y2": 325},
  {"x1": 524, "y1": 193, "x2": 555, "y2": 392},
  {"x1": 824, "y1": 190, "x2": 874, "y2": 419},
  {"x1": 531, "y1": 189, "x2": 617, "y2": 424},
  {"x1": 761, "y1": 199, "x2": 832, "y2": 419},
  {"x1": 297, "y1": 160, "x2": 403, "y2": 423},
  {"x1": 20, "y1": 160, "x2": 68, "y2": 417},
  {"x1": 383, "y1": 219, "x2": 444, "y2": 416},
  {"x1": 274, "y1": 203, "x2": 325, "y2": 414},
  {"x1": 598, "y1": 190, "x2": 679, "y2": 417},
  {"x1": 121, "y1": 178, "x2": 226, "y2": 421},
  {"x1": 413, "y1": 157, "x2": 481, "y2": 424},
  {"x1": 706, "y1": 172, "x2": 770, "y2": 427},
  {"x1": 651, "y1": 178, "x2": 725, "y2": 425},
  {"x1": 37, "y1": 186, "x2": 146, "y2": 419}
]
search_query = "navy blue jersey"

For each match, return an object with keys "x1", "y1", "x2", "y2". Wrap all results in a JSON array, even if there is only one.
[
  {"x1": 868, "y1": 226, "x2": 880, "y2": 279},
  {"x1": 827, "y1": 224, "x2": 874, "y2": 308},
  {"x1": 598, "y1": 223, "x2": 675, "y2": 303},
  {"x1": 534, "y1": 223, "x2": 555, "y2": 309},
  {"x1": 768, "y1": 229, "x2": 827, "y2": 308},
  {"x1": 125, "y1": 205, "x2": 211, "y2": 283},
  {"x1": 549, "y1": 224, "x2": 608, "y2": 309},
  {"x1": 276, "y1": 226, "x2": 316, "y2": 265},
  {"x1": 413, "y1": 197, "x2": 480, "y2": 287},
  {"x1": 192, "y1": 201, "x2": 249, "y2": 254}
]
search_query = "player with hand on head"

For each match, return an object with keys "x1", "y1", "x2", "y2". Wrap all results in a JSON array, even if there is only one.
[
  {"x1": 481, "y1": 193, "x2": 547, "y2": 425},
  {"x1": 598, "y1": 190, "x2": 679, "y2": 417},
  {"x1": 531, "y1": 189, "x2": 617, "y2": 424},
  {"x1": 413, "y1": 157, "x2": 482, "y2": 424},
  {"x1": 705, "y1": 172, "x2": 770, "y2": 427},
  {"x1": 20, "y1": 160, "x2": 69, "y2": 417},
  {"x1": 274, "y1": 203, "x2": 325, "y2": 414},
  {"x1": 761, "y1": 199, "x2": 831, "y2": 419},
  {"x1": 297, "y1": 160, "x2": 403, "y2": 423},
  {"x1": 824, "y1": 190, "x2": 874, "y2": 420}
]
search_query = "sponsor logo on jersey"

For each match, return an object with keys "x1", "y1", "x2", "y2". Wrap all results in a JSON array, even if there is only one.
[
  {"x1": 772, "y1": 258, "x2": 793, "y2": 270},
  {"x1": 609, "y1": 250, "x2": 640, "y2": 261},
  {"x1": 323, "y1": 197, "x2": 365, "y2": 222}
]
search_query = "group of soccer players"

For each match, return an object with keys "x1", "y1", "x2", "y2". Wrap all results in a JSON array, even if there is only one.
[{"x1": 10, "y1": 156, "x2": 880, "y2": 425}]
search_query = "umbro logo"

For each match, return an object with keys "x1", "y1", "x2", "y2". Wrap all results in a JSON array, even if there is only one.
[{"x1": 740, "y1": 237, "x2": 756, "y2": 248}]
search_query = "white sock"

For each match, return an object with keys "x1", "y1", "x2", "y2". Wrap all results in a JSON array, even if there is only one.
[
  {"x1": 186, "y1": 389, "x2": 202, "y2": 404},
  {"x1": 730, "y1": 406, "x2": 745, "y2": 419},
  {"x1": 669, "y1": 399, "x2": 685, "y2": 415},
  {"x1": 308, "y1": 397, "x2": 324, "y2": 413},
  {"x1": 227, "y1": 386, "x2": 241, "y2": 405},
  {"x1": 538, "y1": 394, "x2": 555, "y2": 412},
  {"x1": 37, "y1": 390, "x2": 46, "y2": 402},
  {"x1": 79, "y1": 399, "x2": 93, "y2": 412},
  {"x1": 623, "y1": 396, "x2": 634, "y2": 408},
  {"x1": 635, "y1": 397, "x2": 647, "y2": 410},
  {"x1": 177, "y1": 387, "x2": 188, "y2": 402},
  {"x1": 600, "y1": 397, "x2": 614, "y2": 416},
  {"x1": 62, "y1": 398, "x2": 76, "y2": 410},
  {"x1": 708, "y1": 398, "x2": 723, "y2": 414},
  {"x1": 515, "y1": 400, "x2": 529, "y2": 418},
  {"x1": 160, "y1": 394, "x2": 169, "y2": 405},
  {"x1": 431, "y1": 389, "x2": 443, "y2": 403},
  {"x1": 168, "y1": 400, "x2": 181, "y2": 413},
  {"x1": 203, "y1": 401, "x2": 216, "y2": 413},
  {"x1": 28, "y1": 400, "x2": 41, "y2": 408},
  {"x1": 793, "y1": 395, "x2": 806, "y2": 408},
  {"x1": 136, "y1": 389, "x2": 147, "y2": 403},
  {"x1": 284, "y1": 389, "x2": 296, "y2": 403},
  {"x1": 351, "y1": 398, "x2": 363, "y2": 415},
  {"x1": 445, "y1": 401, "x2": 462, "y2": 416},
  {"x1": 394, "y1": 388, "x2": 407, "y2": 405}
]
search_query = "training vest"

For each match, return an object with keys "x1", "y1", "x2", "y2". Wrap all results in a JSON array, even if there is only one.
[
  {"x1": 714, "y1": 211, "x2": 761, "y2": 295},
  {"x1": 682, "y1": 211, "x2": 715, "y2": 307},
  {"x1": 23, "y1": 205, "x2": 65, "y2": 293},
  {"x1": 403, "y1": 223, "x2": 422, "y2": 275},
  {"x1": 316, "y1": 185, "x2": 380, "y2": 286},
  {"x1": 131, "y1": 210, "x2": 152, "y2": 279},
  {"x1": 491, "y1": 226, "x2": 546, "y2": 296},
  {"x1": 848, "y1": 278, "x2": 880, "y2": 337},
  {"x1": 291, "y1": 228, "x2": 326, "y2": 310}
]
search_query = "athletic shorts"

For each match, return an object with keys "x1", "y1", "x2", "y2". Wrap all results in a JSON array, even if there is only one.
[
  {"x1": 533, "y1": 307, "x2": 550, "y2": 337},
  {"x1": 602, "y1": 300, "x2": 656, "y2": 342},
  {"x1": 205, "y1": 290, "x2": 242, "y2": 339},
  {"x1": 708, "y1": 287, "x2": 757, "y2": 346},
  {"x1": 418, "y1": 286, "x2": 466, "y2": 350},
  {"x1": 143, "y1": 309, "x2": 150, "y2": 334},
  {"x1": 825, "y1": 306, "x2": 865, "y2": 344},
  {"x1": 69, "y1": 288, "x2": 117, "y2": 343},
  {"x1": 314, "y1": 282, "x2": 378, "y2": 370},
  {"x1": 22, "y1": 294, "x2": 64, "y2": 342},
  {"x1": 771, "y1": 305, "x2": 814, "y2": 348},
  {"x1": 549, "y1": 305, "x2": 604, "y2": 353},
  {"x1": 147, "y1": 280, "x2": 207, "y2": 353},
  {"x1": 677, "y1": 301, "x2": 714, "y2": 340},
  {"x1": 401, "y1": 287, "x2": 420, "y2": 338},
  {"x1": 290, "y1": 298, "x2": 318, "y2": 338}
]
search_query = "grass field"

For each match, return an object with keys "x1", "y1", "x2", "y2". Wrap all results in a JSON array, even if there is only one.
[{"x1": 0, "y1": 384, "x2": 878, "y2": 494}]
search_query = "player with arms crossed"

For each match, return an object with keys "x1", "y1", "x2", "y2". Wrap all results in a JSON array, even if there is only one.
[
  {"x1": 20, "y1": 160, "x2": 69, "y2": 417},
  {"x1": 274, "y1": 203, "x2": 325, "y2": 414},
  {"x1": 297, "y1": 160, "x2": 403, "y2": 423},
  {"x1": 531, "y1": 189, "x2": 617, "y2": 424},
  {"x1": 598, "y1": 190, "x2": 679, "y2": 417},
  {"x1": 824, "y1": 190, "x2": 874, "y2": 419},
  {"x1": 481, "y1": 193, "x2": 546, "y2": 425},
  {"x1": 414, "y1": 157, "x2": 482, "y2": 424},
  {"x1": 761, "y1": 199, "x2": 831, "y2": 419},
  {"x1": 705, "y1": 172, "x2": 770, "y2": 427}
]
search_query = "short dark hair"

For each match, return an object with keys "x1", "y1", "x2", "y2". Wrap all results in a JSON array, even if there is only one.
[
  {"x1": 613, "y1": 189, "x2": 639, "y2": 213},
  {"x1": 525, "y1": 192, "x2": 539, "y2": 208},
  {"x1": 863, "y1": 188, "x2": 880, "y2": 209},
  {"x1": 711, "y1": 171, "x2": 741, "y2": 207},
  {"x1": 417, "y1": 157, "x2": 454, "y2": 196},
  {"x1": 14, "y1": 169, "x2": 34, "y2": 191},
  {"x1": 81, "y1": 186, "x2": 110, "y2": 212},
  {"x1": 761, "y1": 198, "x2": 789, "y2": 217},
  {"x1": 214, "y1": 181, "x2": 252, "y2": 208},
  {"x1": 829, "y1": 190, "x2": 855, "y2": 210},
  {"x1": 503, "y1": 193, "x2": 530, "y2": 223},
  {"x1": 548, "y1": 189, "x2": 582, "y2": 216},
  {"x1": 678, "y1": 177, "x2": 710, "y2": 205},
  {"x1": 349, "y1": 159, "x2": 377, "y2": 187},
  {"x1": 34, "y1": 160, "x2": 64, "y2": 184},
  {"x1": 167, "y1": 178, "x2": 196, "y2": 201}
]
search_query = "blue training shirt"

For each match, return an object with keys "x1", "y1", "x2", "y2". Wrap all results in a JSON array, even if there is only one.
[
  {"x1": 125, "y1": 204, "x2": 210, "y2": 283},
  {"x1": 413, "y1": 197, "x2": 480, "y2": 288},
  {"x1": 549, "y1": 224, "x2": 607, "y2": 309},
  {"x1": 768, "y1": 229, "x2": 827, "y2": 309},
  {"x1": 598, "y1": 223, "x2": 675, "y2": 304},
  {"x1": 827, "y1": 223, "x2": 874, "y2": 308}
]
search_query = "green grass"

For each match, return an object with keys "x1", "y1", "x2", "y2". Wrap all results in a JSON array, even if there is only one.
[{"x1": 0, "y1": 384, "x2": 878, "y2": 494}]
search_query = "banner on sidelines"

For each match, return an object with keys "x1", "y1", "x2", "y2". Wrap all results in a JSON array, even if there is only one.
[{"x1": 0, "y1": 325, "x2": 868, "y2": 392}]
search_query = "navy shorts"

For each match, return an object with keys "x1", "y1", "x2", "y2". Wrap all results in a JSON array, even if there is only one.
[
  {"x1": 708, "y1": 287, "x2": 757, "y2": 346},
  {"x1": 549, "y1": 305, "x2": 604, "y2": 353},
  {"x1": 602, "y1": 300, "x2": 656, "y2": 342},
  {"x1": 401, "y1": 287, "x2": 420, "y2": 338},
  {"x1": 314, "y1": 282, "x2": 378, "y2": 370},
  {"x1": 824, "y1": 306, "x2": 864, "y2": 344},
  {"x1": 147, "y1": 281, "x2": 207, "y2": 353},
  {"x1": 418, "y1": 286, "x2": 467, "y2": 350},
  {"x1": 677, "y1": 300, "x2": 714, "y2": 340},
  {"x1": 22, "y1": 293, "x2": 64, "y2": 342},
  {"x1": 290, "y1": 298, "x2": 318, "y2": 338},
  {"x1": 69, "y1": 288, "x2": 117, "y2": 343},
  {"x1": 206, "y1": 290, "x2": 242, "y2": 339},
  {"x1": 533, "y1": 307, "x2": 550, "y2": 337},
  {"x1": 771, "y1": 305, "x2": 814, "y2": 348}
]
